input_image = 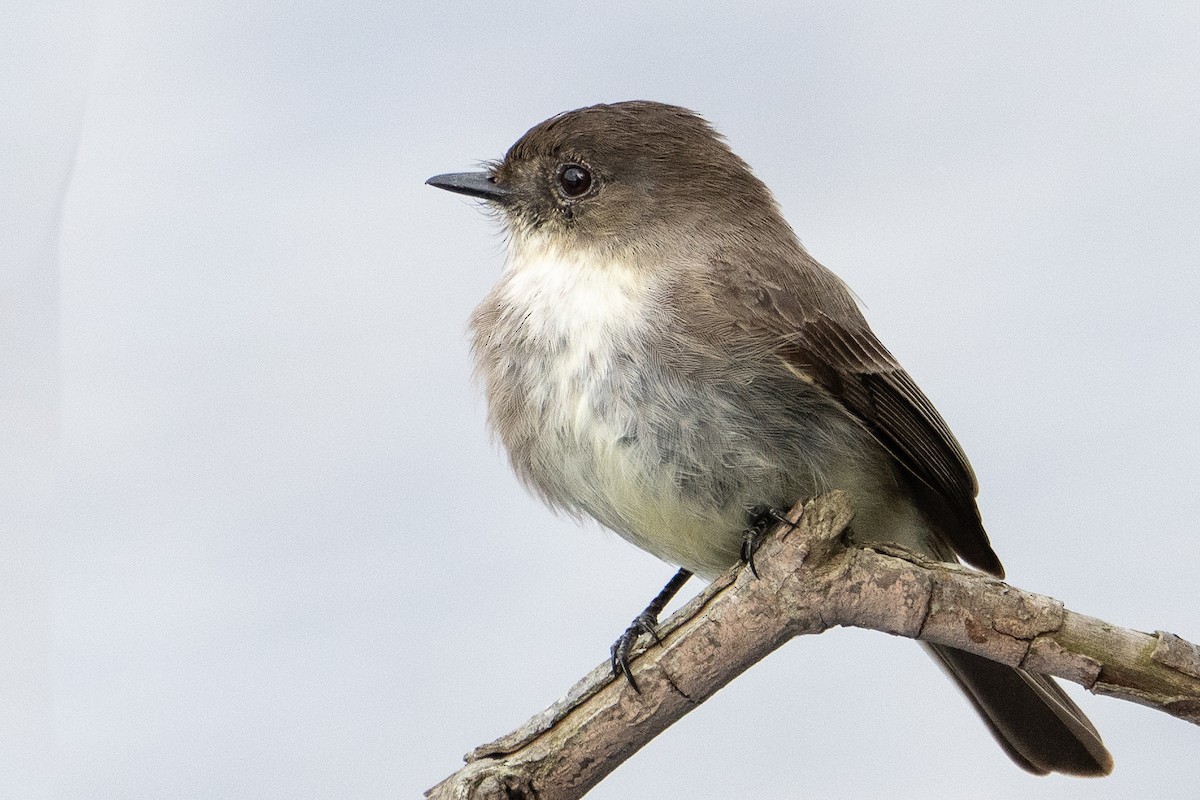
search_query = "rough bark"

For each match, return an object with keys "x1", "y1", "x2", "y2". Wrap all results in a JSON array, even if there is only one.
[{"x1": 426, "y1": 492, "x2": 1200, "y2": 800}]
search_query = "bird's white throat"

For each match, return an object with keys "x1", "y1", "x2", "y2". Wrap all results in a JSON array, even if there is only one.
[
  {"x1": 497, "y1": 233, "x2": 655, "y2": 348},
  {"x1": 495, "y1": 233, "x2": 656, "y2": 429}
]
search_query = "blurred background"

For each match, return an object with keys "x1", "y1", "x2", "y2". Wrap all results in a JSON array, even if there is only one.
[{"x1": 5, "y1": 2, "x2": 1199, "y2": 798}]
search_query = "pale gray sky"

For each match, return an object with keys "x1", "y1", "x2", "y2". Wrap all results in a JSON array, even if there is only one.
[{"x1": 4, "y1": 2, "x2": 1199, "y2": 798}]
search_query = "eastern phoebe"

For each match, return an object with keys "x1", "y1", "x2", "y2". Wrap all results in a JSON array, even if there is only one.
[{"x1": 427, "y1": 101, "x2": 1112, "y2": 776}]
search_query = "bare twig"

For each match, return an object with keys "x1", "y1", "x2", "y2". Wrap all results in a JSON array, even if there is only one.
[{"x1": 426, "y1": 492, "x2": 1200, "y2": 800}]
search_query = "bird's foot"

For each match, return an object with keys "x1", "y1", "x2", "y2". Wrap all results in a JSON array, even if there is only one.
[
  {"x1": 742, "y1": 504, "x2": 801, "y2": 577},
  {"x1": 610, "y1": 568, "x2": 693, "y2": 693},
  {"x1": 610, "y1": 611, "x2": 661, "y2": 693}
]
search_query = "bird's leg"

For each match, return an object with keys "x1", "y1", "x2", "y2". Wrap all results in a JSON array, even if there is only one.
[
  {"x1": 742, "y1": 504, "x2": 801, "y2": 578},
  {"x1": 610, "y1": 567, "x2": 693, "y2": 692}
]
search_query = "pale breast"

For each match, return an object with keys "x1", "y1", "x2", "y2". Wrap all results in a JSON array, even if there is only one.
[{"x1": 470, "y1": 239, "x2": 746, "y2": 574}]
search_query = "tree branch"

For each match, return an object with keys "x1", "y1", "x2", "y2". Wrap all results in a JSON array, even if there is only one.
[{"x1": 426, "y1": 492, "x2": 1200, "y2": 800}]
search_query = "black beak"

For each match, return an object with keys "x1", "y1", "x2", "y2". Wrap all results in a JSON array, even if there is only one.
[{"x1": 425, "y1": 171, "x2": 511, "y2": 201}]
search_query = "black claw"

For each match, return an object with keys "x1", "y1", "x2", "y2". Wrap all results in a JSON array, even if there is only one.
[
  {"x1": 768, "y1": 507, "x2": 801, "y2": 530},
  {"x1": 611, "y1": 608, "x2": 664, "y2": 693},
  {"x1": 611, "y1": 620, "x2": 650, "y2": 693},
  {"x1": 609, "y1": 568, "x2": 693, "y2": 692},
  {"x1": 637, "y1": 612, "x2": 662, "y2": 644},
  {"x1": 741, "y1": 529, "x2": 762, "y2": 578},
  {"x1": 742, "y1": 504, "x2": 802, "y2": 577}
]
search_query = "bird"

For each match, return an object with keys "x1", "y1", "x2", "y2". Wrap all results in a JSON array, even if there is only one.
[{"x1": 426, "y1": 100, "x2": 1113, "y2": 777}]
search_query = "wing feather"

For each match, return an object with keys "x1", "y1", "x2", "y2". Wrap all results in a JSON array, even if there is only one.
[{"x1": 777, "y1": 309, "x2": 1002, "y2": 575}]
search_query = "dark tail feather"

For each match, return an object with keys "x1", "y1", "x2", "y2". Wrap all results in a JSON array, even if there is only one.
[{"x1": 924, "y1": 644, "x2": 1114, "y2": 776}]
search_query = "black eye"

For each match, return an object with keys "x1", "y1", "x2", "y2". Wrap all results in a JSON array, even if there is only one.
[{"x1": 557, "y1": 164, "x2": 593, "y2": 197}]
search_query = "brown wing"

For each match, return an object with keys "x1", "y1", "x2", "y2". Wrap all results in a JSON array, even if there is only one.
[{"x1": 778, "y1": 309, "x2": 1003, "y2": 576}]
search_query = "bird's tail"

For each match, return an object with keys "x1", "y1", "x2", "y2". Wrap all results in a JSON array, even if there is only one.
[{"x1": 924, "y1": 643, "x2": 1114, "y2": 776}]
